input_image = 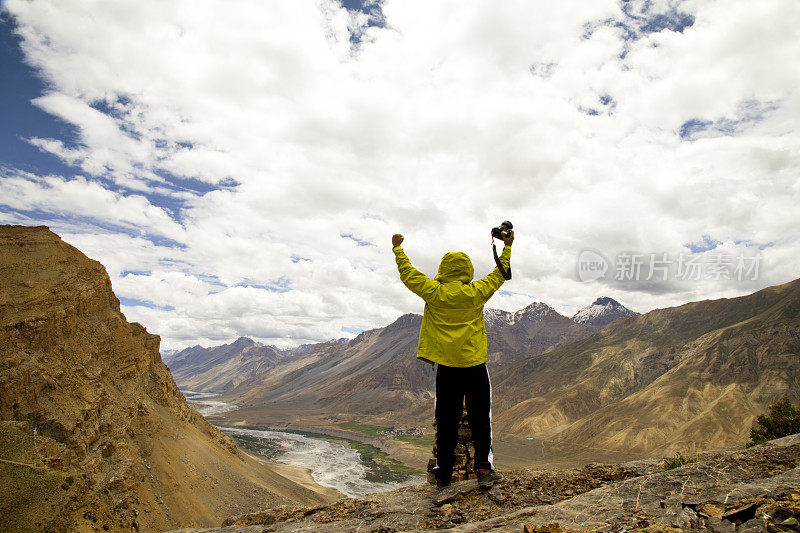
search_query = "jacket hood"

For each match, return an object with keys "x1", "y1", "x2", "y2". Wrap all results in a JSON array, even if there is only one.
[{"x1": 435, "y1": 252, "x2": 474, "y2": 284}]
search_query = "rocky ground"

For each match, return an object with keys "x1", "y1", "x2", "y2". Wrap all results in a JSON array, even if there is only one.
[{"x1": 170, "y1": 433, "x2": 800, "y2": 532}]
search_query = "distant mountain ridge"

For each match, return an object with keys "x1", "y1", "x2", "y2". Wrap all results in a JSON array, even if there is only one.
[
  {"x1": 183, "y1": 282, "x2": 800, "y2": 456},
  {"x1": 167, "y1": 337, "x2": 288, "y2": 393},
  {"x1": 167, "y1": 297, "x2": 636, "y2": 388},
  {"x1": 169, "y1": 298, "x2": 635, "y2": 414},
  {"x1": 178, "y1": 301, "x2": 628, "y2": 426}
]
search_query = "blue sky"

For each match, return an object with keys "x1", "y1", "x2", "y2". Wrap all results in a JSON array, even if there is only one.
[
  {"x1": 0, "y1": 13, "x2": 78, "y2": 177},
  {"x1": 1, "y1": 0, "x2": 798, "y2": 350},
  {"x1": 0, "y1": 10, "x2": 206, "y2": 244}
]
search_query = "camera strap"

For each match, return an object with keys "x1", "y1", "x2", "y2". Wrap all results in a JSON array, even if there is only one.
[{"x1": 492, "y1": 242, "x2": 512, "y2": 280}]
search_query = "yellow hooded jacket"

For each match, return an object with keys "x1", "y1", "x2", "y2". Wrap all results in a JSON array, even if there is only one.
[{"x1": 393, "y1": 245, "x2": 511, "y2": 368}]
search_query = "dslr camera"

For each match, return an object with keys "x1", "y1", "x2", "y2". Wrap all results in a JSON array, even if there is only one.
[{"x1": 491, "y1": 220, "x2": 513, "y2": 240}]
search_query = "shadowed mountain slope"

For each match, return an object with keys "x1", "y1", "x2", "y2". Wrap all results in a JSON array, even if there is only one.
[
  {"x1": 230, "y1": 313, "x2": 436, "y2": 425},
  {"x1": 0, "y1": 226, "x2": 336, "y2": 532}
]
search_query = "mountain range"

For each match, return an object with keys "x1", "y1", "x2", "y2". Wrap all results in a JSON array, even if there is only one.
[
  {"x1": 164, "y1": 299, "x2": 632, "y2": 427},
  {"x1": 170, "y1": 279, "x2": 799, "y2": 457},
  {"x1": 485, "y1": 302, "x2": 596, "y2": 365},
  {"x1": 166, "y1": 297, "x2": 637, "y2": 393},
  {"x1": 491, "y1": 277, "x2": 800, "y2": 454},
  {"x1": 167, "y1": 336, "x2": 288, "y2": 392},
  {"x1": 206, "y1": 303, "x2": 587, "y2": 427}
]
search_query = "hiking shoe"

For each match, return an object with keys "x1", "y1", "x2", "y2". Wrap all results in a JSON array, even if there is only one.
[
  {"x1": 477, "y1": 469, "x2": 503, "y2": 490},
  {"x1": 436, "y1": 476, "x2": 452, "y2": 490}
]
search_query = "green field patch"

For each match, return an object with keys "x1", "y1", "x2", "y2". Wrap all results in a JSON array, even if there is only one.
[
  {"x1": 0, "y1": 422, "x2": 73, "y2": 531},
  {"x1": 396, "y1": 434, "x2": 435, "y2": 448},
  {"x1": 335, "y1": 421, "x2": 386, "y2": 437},
  {"x1": 342, "y1": 440, "x2": 425, "y2": 482}
]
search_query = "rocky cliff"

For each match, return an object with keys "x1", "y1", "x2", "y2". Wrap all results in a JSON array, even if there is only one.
[{"x1": 0, "y1": 226, "x2": 336, "y2": 532}]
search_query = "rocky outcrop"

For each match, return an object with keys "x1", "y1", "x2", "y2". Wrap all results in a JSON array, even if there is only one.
[
  {"x1": 169, "y1": 433, "x2": 800, "y2": 532},
  {"x1": 0, "y1": 226, "x2": 336, "y2": 532}
]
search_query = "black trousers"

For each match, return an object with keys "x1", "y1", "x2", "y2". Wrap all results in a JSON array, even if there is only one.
[{"x1": 433, "y1": 362, "x2": 494, "y2": 478}]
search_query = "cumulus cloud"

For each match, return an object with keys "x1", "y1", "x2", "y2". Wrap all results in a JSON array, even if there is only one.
[{"x1": 1, "y1": 0, "x2": 799, "y2": 349}]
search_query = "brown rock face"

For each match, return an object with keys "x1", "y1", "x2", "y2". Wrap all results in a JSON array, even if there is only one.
[{"x1": 0, "y1": 226, "x2": 335, "y2": 532}]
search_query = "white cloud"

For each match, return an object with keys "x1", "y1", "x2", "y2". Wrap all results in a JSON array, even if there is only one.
[
  {"x1": 0, "y1": 170, "x2": 186, "y2": 241},
  {"x1": 2, "y1": 0, "x2": 799, "y2": 350}
]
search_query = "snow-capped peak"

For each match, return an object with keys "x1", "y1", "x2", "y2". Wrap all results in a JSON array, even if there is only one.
[
  {"x1": 484, "y1": 302, "x2": 560, "y2": 328},
  {"x1": 484, "y1": 308, "x2": 514, "y2": 328},
  {"x1": 516, "y1": 302, "x2": 559, "y2": 319},
  {"x1": 570, "y1": 297, "x2": 638, "y2": 328}
]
